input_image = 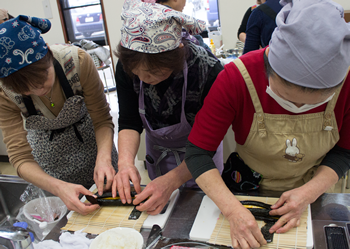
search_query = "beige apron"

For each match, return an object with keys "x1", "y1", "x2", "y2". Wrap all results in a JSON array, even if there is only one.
[{"x1": 233, "y1": 59, "x2": 343, "y2": 191}]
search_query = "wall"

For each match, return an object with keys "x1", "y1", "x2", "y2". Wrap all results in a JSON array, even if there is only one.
[
  {"x1": 103, "y1": 0, "x2": 124, "y2": 69},
  {"x1": 2, "y1": 0, "x2": 65, "y2": 45}
]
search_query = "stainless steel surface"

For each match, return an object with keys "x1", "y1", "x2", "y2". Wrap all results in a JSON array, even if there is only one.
[
  {"x1": 0, "y1": 176, "x2": 29, "y2": 226},
  {"x1": 0, "y1": 188, "x2": 10, "y2": 218},
  {"x1": 312, "y1": 193, "x2": 350, "y2": 249},
  {"x1": 0, "y1": 175, "x2": 55, "y2": 243},
  {"x1": 0, "y1": 175, "x2": 28, "y2": 184},
  {"x1": 0, "y1": 226, "x2": 34, "y2": 249}
]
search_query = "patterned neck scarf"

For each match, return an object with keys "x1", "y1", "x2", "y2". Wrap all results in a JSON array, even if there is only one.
[{"x1": 134, "y1": 42, "x2": 218, "y2": 129}]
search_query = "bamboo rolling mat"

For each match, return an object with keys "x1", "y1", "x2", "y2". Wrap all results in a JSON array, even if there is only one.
[
  {"x1": 209, "y1": 196, "x2": 309, "y2": 249},
  {"x1": 61, "y1": 187, "x2": 149, "y2": 234}
]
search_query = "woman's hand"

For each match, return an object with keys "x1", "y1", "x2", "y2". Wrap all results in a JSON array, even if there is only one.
[
  {"x1": 56, "y1": 181, "x2": 100, "y2": 215},
  {"x1": 133, "y1": 175, "x2": 175, "y2": 215},
  {"x1": 195, "y1": 169, "x2": 266, "y2": 249},
  {"x1": 112, "y1": 163, "x2": 142, "y2": 204},
  {"x1": 17, "y1": 162, "x2": 99, "y2": 215},
  {"x1": 269, "y1": 187, "x2": 311, "y2": 234},
  {"x1": 94, "y1": 158, "x2": 116, "y2": 195},
  {"x1": 226, "y1": 205, "x2": 267, "y2": 249}
]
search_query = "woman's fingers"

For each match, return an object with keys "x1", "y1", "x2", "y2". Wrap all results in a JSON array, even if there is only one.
[{"x1": 276, "y1": 218, "x2": 299, "y2": 234}]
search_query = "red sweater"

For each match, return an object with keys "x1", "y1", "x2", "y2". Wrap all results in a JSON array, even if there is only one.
[{"x1": 188, "y1": 48, "x2": 350, "y2": 152}]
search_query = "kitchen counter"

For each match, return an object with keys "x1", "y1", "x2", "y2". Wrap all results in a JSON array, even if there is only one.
[
  {"x1": 311, "y1": 193, "x2": 350, "y2": 249},
  {"x1": 45, "y1": 188, "x2": 350, "y2": 249}
]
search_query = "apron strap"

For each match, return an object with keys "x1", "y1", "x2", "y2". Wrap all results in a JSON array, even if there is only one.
[
  {"x1": 23, "y1": 96, "x2": 38, "y2": 116},
  {"x1": 53, "y1": 58, "x2": 75, "y2": 99},
  {"x1": 51, "y1": 59, "x2": 84, "y2": 142},
  {"x1": 153, "y1": 145, "x2": 186, "y2": 176},
  {"x1": 233, "y1": 58, "x2": 267, "y2": 137},
  {"x1": 323, "y1": 68, "x2": 349, "y2": 131},
  {"x1": 232, "y1": 59, "x2": 264, "y2": 114}
]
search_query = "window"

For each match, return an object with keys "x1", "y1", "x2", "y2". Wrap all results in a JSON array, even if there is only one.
[
  {"x1": 58, "y1": 0, "x2": 107, "y2": 46},
  {"x1": 183, "y1": 0, "x2": 220, "y2": 34}
]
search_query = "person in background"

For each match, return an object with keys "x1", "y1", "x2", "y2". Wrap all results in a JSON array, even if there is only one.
[
  {"x1": 155, "y1": 0, "x2": 186, "y2": 11},
  {"x1": 143, "y1": 0, "x2": 211, "y2": 51},
  {"x1": 243, "y1": 0, "x2": 282, "y2": 54},
  {"x1": 237, "y1": 0, "x2": 266, "y2": 43},
  {"x1": 0, "y1": 8, "x2": 14, "y2": 24},
  {"x1": 113, "y1": 0, "x2": 224, "y2": 215},
  {"x1": 185, "y1": 0, "x2": 350, "y2": 248},
  {"x1": 0, "y1": 16, "x2": 118, "y2": 215}
]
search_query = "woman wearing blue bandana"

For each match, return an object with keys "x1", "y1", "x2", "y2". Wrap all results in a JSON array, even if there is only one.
[
  {"x1": 112, "y1": 0, "x2": 224, "y2": 214},
  {"x1": 0, "y1": 15, "x2": 118, "y2": 215}
]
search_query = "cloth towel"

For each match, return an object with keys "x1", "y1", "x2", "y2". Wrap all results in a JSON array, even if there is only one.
[
  {"x1": 34, "y1": 230, "x2": 93, "y2": 249},
  {"x1": 79, "y1": 39, "x2": 111, "y2": 65}
]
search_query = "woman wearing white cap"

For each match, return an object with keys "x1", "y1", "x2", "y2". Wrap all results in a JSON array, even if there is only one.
[
  {"x1": 113, "y1": 0, "x2": 224, "y2": 214},
  {"x1": 185, "y1": 0, "x2": 350, "y2": 248},
  {"x1": 0, "y1": 16, "x2": 118, "y2": 215}
]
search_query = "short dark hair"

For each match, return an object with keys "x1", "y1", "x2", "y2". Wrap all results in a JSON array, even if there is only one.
[
  {"x1": 156, "y1": 0, "x2": 169, "y2": 3},
  {"x1": 114, "y1": 40, "x2": 188, "y2": 77},
  {"x1": 1, "y1": 49, "x2": 54, "y2": 94},
  {"x1": 263, "y1": 53, "x2": 342, "y2": 95}
]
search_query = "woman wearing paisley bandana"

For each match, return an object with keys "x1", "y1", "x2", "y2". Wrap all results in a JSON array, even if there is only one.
[
  {"x1": 0, "y1": 9, "x2": 13, "y2": 24},
  {"x1": 0, "y1": 15, "x2": 118, "y2": 215},
  {"x1": 113, "y1": 0, "x2": 224, "y2": 215},
  {"x1": 185, "y1": 0, "x2": 350, "y2": 248}
]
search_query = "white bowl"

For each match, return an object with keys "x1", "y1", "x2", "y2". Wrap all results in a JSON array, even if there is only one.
[{"x1": 90, "y1": 227, "x2": 144, "y2": 249}]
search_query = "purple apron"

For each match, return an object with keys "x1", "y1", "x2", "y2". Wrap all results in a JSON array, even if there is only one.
[{"x1": 139, "y1": 62, "x2": 223, "y2": 188}]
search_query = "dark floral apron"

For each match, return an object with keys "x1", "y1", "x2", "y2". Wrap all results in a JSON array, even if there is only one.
[{"x1": 24, "y1": 59, "x2": 118, "y2": 187}]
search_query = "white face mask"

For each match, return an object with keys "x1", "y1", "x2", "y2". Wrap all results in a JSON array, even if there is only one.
[{"x1": 266, "y1": 86, "x2": 335, "y2": 114}]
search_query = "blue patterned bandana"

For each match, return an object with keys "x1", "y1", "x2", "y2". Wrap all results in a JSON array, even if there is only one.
[
  {"x1": 121, "y1": 0, "x2": 206, "y2": 53},
  {"x1": 0, "y1": 15, "x2": 51, "y2": 78}
]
